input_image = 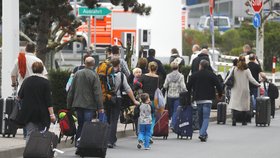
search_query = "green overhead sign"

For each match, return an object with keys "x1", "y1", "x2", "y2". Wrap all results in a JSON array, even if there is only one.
[{"x1": 78, "y1": 7, "x2": 112, "y2": 16}]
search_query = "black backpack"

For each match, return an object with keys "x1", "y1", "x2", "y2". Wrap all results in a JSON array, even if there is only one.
[{"x1": 267, "y1": 82, "x2": 279, "y2": 99}]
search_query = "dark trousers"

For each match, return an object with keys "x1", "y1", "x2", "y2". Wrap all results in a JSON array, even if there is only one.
[
  {"x1": 232, "y1": 110, "x2": 247, "y2": 124},
  {"x1": 108, "y1": 98, "x2": 122, "y2": 145}
]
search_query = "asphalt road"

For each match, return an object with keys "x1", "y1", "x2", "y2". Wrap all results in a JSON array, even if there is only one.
[{"x1": 56, "y1": 111, "x2": 280, "y2": 158}]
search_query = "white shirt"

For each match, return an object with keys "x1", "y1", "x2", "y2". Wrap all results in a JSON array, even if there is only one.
[
  {"x1": 11, "y1": 52, "x2": 48, "y2": 89},
  {"x1": 189, "y1": 51, "x2": 200, "y2": 65}
]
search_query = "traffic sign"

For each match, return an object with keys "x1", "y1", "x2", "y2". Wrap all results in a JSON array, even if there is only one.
[
  {"x1": 78, "y1": 7, "x2": 112, "y2": 16},
  {"x1": 251, "y1": 0, "x2": 263, "y2": 13},
  {"x1": 209, "y1": 0, "x2": 214, "y2": 16},
  {"x1": 253, "y1": 13, "x2": 261, "y2": 29}
]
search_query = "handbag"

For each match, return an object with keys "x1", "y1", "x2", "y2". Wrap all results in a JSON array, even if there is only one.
[{"x1": 225, "y1": 68, "x2": 235, "y2": 89}]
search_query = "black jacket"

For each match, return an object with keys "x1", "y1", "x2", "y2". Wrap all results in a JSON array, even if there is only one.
[
  {"x1": 191, "y1": 53, "x2": 213, "y2": 74},
  {"x1": 147, "y1": 56, "x2": 166, "y2": 79},
  {"x1": 18, "y1": 76, "x2": 52, "y2": 128},
  {"x1": 187, "y1": 69, "x2": 222, "y2": 101}
]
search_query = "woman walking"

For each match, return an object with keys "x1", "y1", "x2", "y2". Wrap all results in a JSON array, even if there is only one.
[{"x1": 225, "y1": 56, "x2": 260, "y2": 126}]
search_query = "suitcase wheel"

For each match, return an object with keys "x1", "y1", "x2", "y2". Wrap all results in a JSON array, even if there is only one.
[
  {"x1": 223, "y1": 121, "x2": 226, "y2": 124},
  {"x1": 163, "y1": 136, "x2": 168, "y2": 139},
  {"x1": 13, "y1": 134, "x2": 16, "y2": 137}
]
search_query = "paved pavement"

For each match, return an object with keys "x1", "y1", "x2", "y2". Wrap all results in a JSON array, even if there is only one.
[
  {"x1": 58, "y1": 110, "x2": 280, "y2": 158},
  {"x1": 1, "y1": 91, "x2": 279, "y2": 158}
]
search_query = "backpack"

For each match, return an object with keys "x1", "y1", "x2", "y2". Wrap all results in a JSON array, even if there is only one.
[
  {"x1": 96, "y1": 60, "x2": 116, "y2": 102},
  {"x1": 58, "y1": 109, "x2": 76, "y2": 144},
  {"x1": 267, "y1": 82, "x2": 279, "y2": 99}
]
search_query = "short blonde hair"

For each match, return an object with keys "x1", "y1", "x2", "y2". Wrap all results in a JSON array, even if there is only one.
[{"x1": 132, "y1": 67, "x2": 142, "y2": 76}]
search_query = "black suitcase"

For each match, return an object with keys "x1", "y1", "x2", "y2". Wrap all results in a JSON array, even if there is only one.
[
  {"x1": 77, "y1": 121, "x2": 109, "y2": 158},
  {"x1": 23, "y1": 130, "x2": 59, "y2": 158},
  {"x1": 217, "y1": 102, "x2": 227, "y2": 124},
  {"x1": 0, "y1": 97, "x2": 18, "y2": 137},
  {"x1": 256, "y1": 96, "x2": 271, "y2": 126},
  {"x1": 173, "y1": 106, "x2": 193, "y2": 139}
]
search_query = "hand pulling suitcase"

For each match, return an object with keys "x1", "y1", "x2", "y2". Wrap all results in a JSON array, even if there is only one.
[
  {"x1": 0, "y1": 97, "x2": 18, "y2": 137},
  {"x1": 173, "y1": 106, "x2": 193, "y2": 139},
  {"x1": 77, "y1": 121, "x2": 109, "y2": 158},
  {"x1": 23, "y1": 129, "x2": 59, "y2": 158},
  {"x1": 153, "y1": 110, "x2": 169, "y2": 139},
  {"x1": 217, "y1": 102, "x2": 227, "y2": 124},
  {"x1": 256, "y1": 96, "x2": 271, "y2": 126}
]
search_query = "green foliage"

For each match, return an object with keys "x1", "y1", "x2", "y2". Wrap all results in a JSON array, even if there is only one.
[
  {"x1": 163, "y1": 64, "x2": 191, "y2": 77},
  {"x1": 230, "y1": 47, "x2": 243, "y2": 56},
  {"x1": 236, "y1": 22, "x2": 255, "y2": 47},
  {"x1": 220, "y1": 29, "x2": 242, "y2": 54},
  {"x1": 264, "y1": 22, "x2": 280, "y2": 71},
  {"x1": 48, "y1": 69, "x2": 71, "y2": 113}
]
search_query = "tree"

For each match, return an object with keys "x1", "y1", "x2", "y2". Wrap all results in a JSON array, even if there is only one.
[{"x1": 19, "y1": 0, "x2": 151, "y2": 63}]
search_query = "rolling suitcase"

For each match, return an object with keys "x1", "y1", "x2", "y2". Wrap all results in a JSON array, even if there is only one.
[
  {"x1": 173, "y1": 106, "x2": 193, "y2": 139},
  {"x1": 77, "y1": 121, "x2": 109, "y2": 158},
  {"x1": 23, "y1": 130, "x2": 59, "y2": 158},
  {"x1": 0, "y1": 97, "x2": 18, "y2": 137},
  {"x1": 153, "y1": 110, "x2": 169, "y2": 139},
  {"x1": 255, "y1": 96, "x2": 271, "y2": 126},
  {"x1": 217, "y1": 102, "x2": 227, "y2": 124}
]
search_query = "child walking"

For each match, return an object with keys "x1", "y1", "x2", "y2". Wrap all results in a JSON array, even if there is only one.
[{"x1": 137, "y1": 93, "x2": 153, "y2": 150}]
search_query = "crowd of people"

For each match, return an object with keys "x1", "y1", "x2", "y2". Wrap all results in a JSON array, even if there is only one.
[{"x1": 11, "y1": 42, "x2": 268, "y2": 152}]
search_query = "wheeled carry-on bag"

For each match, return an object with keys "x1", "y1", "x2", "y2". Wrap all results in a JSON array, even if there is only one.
[
  {"x1": 217, "y1": 102, "x2": 227, "y2": 124},
  {"x1": 0, "y1": 97, "x2": 18, "y2": 137},
  {"x1": 23, "y1": 130, "x2": 59, "y2": 158},
  {"x1": 255, "y1": 96, "x2": 271, "y2": 126},
  {"x1": 173, "y1": 106, "x2": 193, "y2": 139},
  {"x1": 153, "y1": 110, "x2": 169, "y2": 139},
  {"x1": 77, "y1": 121, "x2": 109, "y2": 158}
]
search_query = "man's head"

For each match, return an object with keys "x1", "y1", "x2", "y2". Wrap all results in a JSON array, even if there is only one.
[
  {"x1": 148, "y1": 49, "x2": 156, "y2": 57},
  {"x1": 32, "y1": 62, "x2": 44, "y2": 74},
  {"x1": 25, "y1": 43, "x2": 35, "y2": 53},
  {"x1": 170, "y1": 61, "x2": 179, "y2": 71},
  {"x1": 83, "y1": 54, "x2": 91, "y2": 64},
  {"x1": 85, "y1": 56, "x2": 95, "y2": 68},
  {"x1": 199, "y1": 59, "x2": 210, "y2": 70},
  {"x1": 249, "y1": 53, "x2": 256, "y2": 61},
  {"x1": 243, "y1": 44, "x2": 251, "y2": 54},
  {"x1": 171, "y1": 48, "x2": 179, "y2": 55},
  {"x1": 200, "y1": 48, "x2": 209, "y2": 55},
  {"x1": 192, "y1": 44, "x2": 200, "y2": 53},
  {"x1": 112, "y1": 45, "x2": 120, "y2": 55},
  {"x1": 111, "y1": 58, "x2": 120, "y2": 69}
]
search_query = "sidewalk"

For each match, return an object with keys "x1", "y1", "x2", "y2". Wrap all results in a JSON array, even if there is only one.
[{"x1": 1, "y1": 96, "x2": 279, "y2": 158}]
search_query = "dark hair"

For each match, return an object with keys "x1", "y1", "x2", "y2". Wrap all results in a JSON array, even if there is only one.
[
  {"x1": 201, "y1": 44, "x2": 208, "y2": 49},
  {"x1": 112, "y1": 45, "x2": 119, "y2": 55},
  {"x1": 171, "y1": 48, "x2": 179, "y2": 54},
  {"x1": 249, "y1": 53, "x2": 256, "y2": 61},
  {"x1": 32, "y1": 62, "x2": 44, "y2": 74},
  {"x1": 137, "y1": 58, "x2": 148, "y2": 69},
  {"x1": 106, "y1": 47, "x2": 112, "y2": 53},
  {"x1": 237, "y1": 56, "x2": 248, "y2": 70},
  {"x1": 140, "y1": 93, "x2": 150, "y2": 103},
  {"x1": 83, "y1": 54, "x2": 91, "y2": 64},
  {"x1": 199, "y1": 60, "x2": 210, "y2": 70},
  {"x1": 111, "y1": 58, "x2": 120, "y2": 67},
  {"x1": 148, "y1": 49, "x2": 155, "y2": 57},
  {"x1": 232, "y1": 58, "x2": 238, "y2": 66},
  {"x1": 25, "y1": 43, "x2": 35, "y2": 53},
  {"x1": 148, "y1": 61, "x2": 158, "y2": 72}
]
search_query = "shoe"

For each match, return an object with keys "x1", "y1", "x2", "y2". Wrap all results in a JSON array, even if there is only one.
[
  {"x1": 137, "y1": 140, "x2": 143, "y2": 149},
  {"x1": 198, "y1": 135, "x2": 207, "y2": 142},
  {"x1": 232, "y1": 120, "x2": 236, "y2": 126},
  {"x1": 242, "y1": 122, "x2": 247, "y2": 126},
  {"x1": 144, "y1": 147, "x2": 151, "y2": 150},
  {"x1": 149, "y1": 138, "x2": 154, "y2": 144},
  {"x1": 108, "y1": 144, "x2": 114, "y2": 148},
  {"x1": 75, "y1": 149, "x2": 80, "y2": 155}
]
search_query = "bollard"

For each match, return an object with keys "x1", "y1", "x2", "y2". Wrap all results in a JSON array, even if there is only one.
[{"x1": 272, "y1": 56, "x2": 276, "y2": 84}]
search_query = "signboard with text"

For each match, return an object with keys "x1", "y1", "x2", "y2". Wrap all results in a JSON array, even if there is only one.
[{"x1": 78, "y1": 7, "x2": 112, "y2": 16}]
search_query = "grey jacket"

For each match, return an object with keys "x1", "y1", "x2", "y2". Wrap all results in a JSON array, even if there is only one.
[
  {"x1": 67, "y1": 68, "x2": 103, "y2": 110},
  {"x1": 114, "y1": 71, "x2": 132, "y2": 98},
  {"x1": 163, "y1": 70, "x2": 186, "y2": 98}
]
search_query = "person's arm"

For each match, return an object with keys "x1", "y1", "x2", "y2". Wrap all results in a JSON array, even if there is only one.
[
  {"x1": 180, "y1": 75, "x2": 187, "y2": 92},
  {"x1": 11, "y1": 61, "x2": 18, "y2": 87},
  {"x1": 163, "y1": 75, "x2": 169, "y2": 89},
  {"x1": 93, "y1": 73, "x2": 104, "y2": 111},
  {"x1": 186, "y1": 75, "x2": 193, "y2": 92},
  {"x1": 67, "y1": 74, "x2": 76, "y2": 108},
  {"x1": 247, "y1": 69, "x2": 260, "y2": 87},
  {"x1": 213, "y1": 74, "x2": 223, "y2": 98},
  {"x1": 127, "y1": 89, "x2": 139, "y2": 105},
  {"x1": 121, "y1": 60, "x2": 131, "y2": 78}
]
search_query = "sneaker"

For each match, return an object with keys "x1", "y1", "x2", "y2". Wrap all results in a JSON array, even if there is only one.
[
  {"x1": 149, "y1": 138, "x2": 154, "y2": 144},
  {"x1": 137, "y1": 140, "x2": 143, "y2": 149},
  {"x1": 198, "y1": 135, "x2": 207, "y2": 142},
  {"x1": 108, "y1": 144, "x2": 114, "y2": 148},
  {"x1": 144, "y1": 147, "x2": 151, "y2": 150}
]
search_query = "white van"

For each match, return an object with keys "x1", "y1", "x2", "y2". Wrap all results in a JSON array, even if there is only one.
[{"x1": 197, "y1": 15, "x2": 231, "y2": 32}]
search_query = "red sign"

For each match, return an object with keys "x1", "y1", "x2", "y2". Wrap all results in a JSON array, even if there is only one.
[
  {"x1": 209, "y1": 0, "x2": 214, "y2": 16},
  {"x1": 251, "y1": 0, "x2": 263, "y2": 13}
]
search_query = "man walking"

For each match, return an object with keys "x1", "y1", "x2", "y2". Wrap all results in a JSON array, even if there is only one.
[
  {"x1": 147, "y1": 48, "x2": 166, "y2": 86},
  {"x1": 187, "y1": 60, "x2": 222, "y2": 142},
  {"x1": 67, "y1": 57, "x2": 104, "y2": 147},
  {"x1": 111, "y1": 45, "x2": 131, "y2": 78}
]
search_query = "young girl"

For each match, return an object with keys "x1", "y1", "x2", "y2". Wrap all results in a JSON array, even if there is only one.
[{"x1": 137, "y1": 93, "x2": 153, "y2": 150}]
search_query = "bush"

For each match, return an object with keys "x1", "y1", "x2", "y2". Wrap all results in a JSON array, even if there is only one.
[
  {"x1": 163, "y1": 64, "x2": 191, "y2": 80},
  {"x1": 48, "y1": 69, "x2": 71, "y2": 113}
]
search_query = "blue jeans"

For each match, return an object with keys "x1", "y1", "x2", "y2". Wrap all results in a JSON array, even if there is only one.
[
  {"x1": 75, "y1": 108, "x2": 94, "y2": 145},
  {"x1": 168, "y1": 98, "x2": 180, "y2": 128},
  {"x1": 250, "y1": 87, "x2": 258, "y2": 110},
  {"x1": 138, "y1": 124, "x2": 152, "y2": 148},
  {"x1": 197, "y1": 103, "x2": 211, "y2": 137}
]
